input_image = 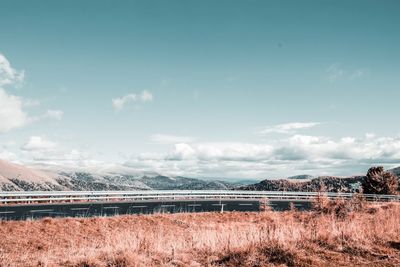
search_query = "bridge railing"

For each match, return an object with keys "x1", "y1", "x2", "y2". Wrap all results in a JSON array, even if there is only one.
[{"x1": 0, "y1": 190, "x2": 399, "y2": 205}]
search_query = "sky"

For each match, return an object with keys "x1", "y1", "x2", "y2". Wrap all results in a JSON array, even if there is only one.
[{"x1": 0, "y1": 0, "x2": 400, "y2": 179}]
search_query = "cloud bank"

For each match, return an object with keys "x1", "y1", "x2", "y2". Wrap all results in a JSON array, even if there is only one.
[
  {"x1": 3, "y1": 131, "x2": 400, "y2": 179},
  {"x1": 123, "y1": 134, "x2": 400, "y2": 178}
]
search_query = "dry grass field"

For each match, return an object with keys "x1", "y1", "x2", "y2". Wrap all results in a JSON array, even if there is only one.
[{"x1": 0, "y1": 201, "x2": 400, "y2": 267}]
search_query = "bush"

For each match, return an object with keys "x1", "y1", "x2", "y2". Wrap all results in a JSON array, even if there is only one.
[
  {"x1": 313, "y1": 193, "x2": 366, "y2": 219},
  {"x1": 362, "y1": 166, "x2": 398, "y2": 195}
]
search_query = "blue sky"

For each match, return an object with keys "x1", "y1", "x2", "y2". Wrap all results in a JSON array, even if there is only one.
[{"x1": 0, "y1": 0, "x2": 399, "y2": 179}]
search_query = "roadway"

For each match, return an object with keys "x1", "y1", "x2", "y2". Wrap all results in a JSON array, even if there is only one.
[
  {"x1": 1, "y1": 190, "x2": 397, "y2": 220},
  {"x1": 0, "y1": 199, "x2": 313, "y2": 220}
]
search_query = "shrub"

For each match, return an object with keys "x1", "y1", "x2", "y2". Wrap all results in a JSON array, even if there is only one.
[
  {"x1": 362, "y1": 166, "x2": 399, "y2": 195},
  {"x1": 313, "y1": 193, "x2": 366, "y2": 219}
]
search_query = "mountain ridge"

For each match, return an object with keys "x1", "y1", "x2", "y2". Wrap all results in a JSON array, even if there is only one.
[
  {"x1": 0, "y1": 160, "x2": 242, "y2": 191},
  {"x1": 240, "y1": 166, "x2": 400, "y2": 193},
  {"x1": 239, "y1": 175, "x2": 364, "y2": 193},
  {"x1": 1, "y1": 159, "x2": 399, "y2": 192}
]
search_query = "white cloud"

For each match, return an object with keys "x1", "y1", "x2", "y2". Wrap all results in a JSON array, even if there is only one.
[
  {"x1": 112, "y1": 94, "x2": 136, "y2": 111},
  {"x1": 21, "y1": 136, "x2": 57, "y2": 151},
  {"x1": 112, "y1": 90, "x2": 153, "y2": 111},
  {"x1": 0, "y1": 54, "x2": 29, "y2": 133},
  {"x1": 18, "y1": 136, "x2": 91, "y2": 167},
  {"x1": 275, "y1": 134, "x2": 400, "y2": 167},
  {"x1": 26, "y1": 148, "x2": 90, "y2": 167},
  {"x1": 169, "y1": 142, "x2": 275, "y2": 161},
  {"x1": 0, "y1": 89, "x2": 29, "y2": 133},
  {"x1": 10, "y1": 133, "x2": 400, "y2": 179},
  {"x1": 125, "y1": 142, "x2": 276, "y2": 177},
  {"x1": 167, "y1": 143, "x2": 197, "y2": 160},
  {"x1": 123, "y1": 134, "x2": 400, "y2": 178},
  {"x1": 0, "y1": 149, "x2": 17, "y2": 161},
  {"x1": 259, "y1": 122, "x2": 320, "y2": 135},
  {"x1": 365, "y1": 133, "x2": 376, "y2": 139},
  {"x1": 326, "y1": 63, "x2": 366, "y2": 81},
  {"x1": 150, "y1": 134, "x2": 195, "y2": 144},
  {"x1": 140, "y1": 90, "x2": 153, "y2": 102},
  {"x1": 0, "y1": 54, "x2": 63, "y2": 133},
  {"x1": 0, "y1": 54, "x2": 24, "y2": 87},
  {"x1": 27, "y1": 109, "x2": 64, "y2": 124}
]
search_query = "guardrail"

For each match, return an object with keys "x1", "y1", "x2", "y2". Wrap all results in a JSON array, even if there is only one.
[{"x1": 0, "y1": 190, "x2": 399, "y2": 205}]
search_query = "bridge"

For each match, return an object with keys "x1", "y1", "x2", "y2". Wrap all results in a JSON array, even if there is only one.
[{"x1": 0, "y1": 190, "x2": 399, "y2": 220}]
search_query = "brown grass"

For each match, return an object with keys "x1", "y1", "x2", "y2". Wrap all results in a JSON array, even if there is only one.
[{"x1": 1, "y1": 203, "x2": 400, "y2": 266}]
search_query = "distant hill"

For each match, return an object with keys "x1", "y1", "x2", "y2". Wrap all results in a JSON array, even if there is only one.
[
  {"x1": 0, "y1": 160, "x2": 69, "y2": 191},
  {"x1": 239, "y1": 176, "x2": 364, "y2": 193},
  {"x1": 1, "y1": 159, "x2": 398, "y2": 192},
  {"x1": 58, "y1": 172, "x2": 151, "y2": 191},
  {"x1": 240, "y1": 166, "x2": 400, "y2": 193},
  {"x1": 139, "y1": 175, "x2": 233, "y2": 190},
  {"x1": 287, "y1": 174, "x2": 315, "y2": 180},
  {"x1": 0, "y1": 160, "x2": 239, "y2": 191}
]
